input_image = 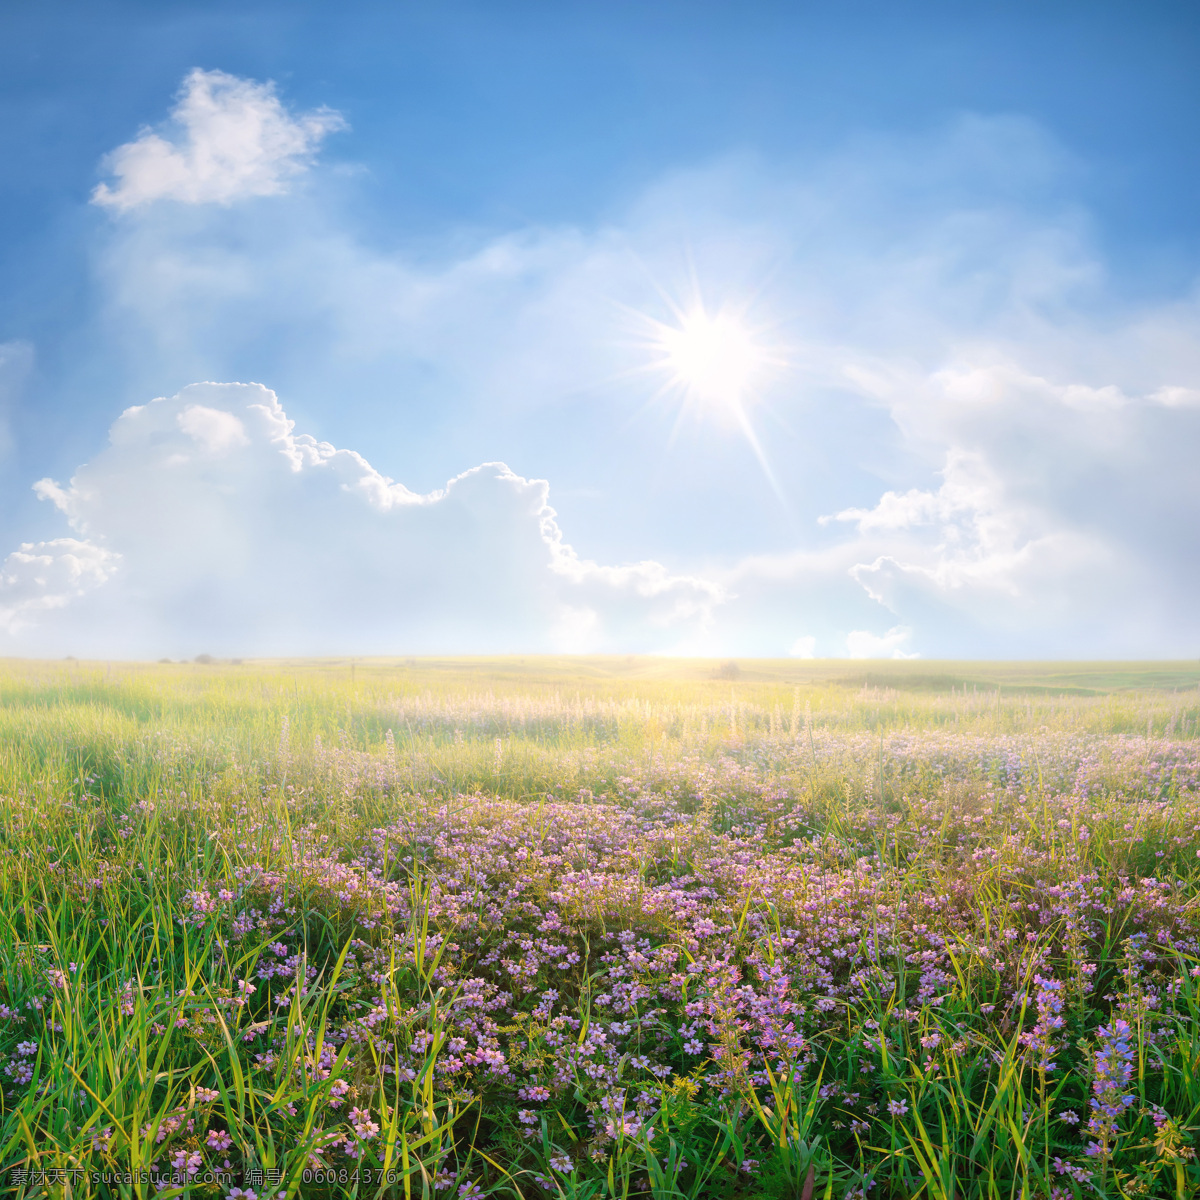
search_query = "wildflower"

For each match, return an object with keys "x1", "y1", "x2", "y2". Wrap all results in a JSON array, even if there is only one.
[
  {"x1": 184, "y1": 889, "x2": 217, "y2": 922},
  {"x1": 350, "y1": 1106, "x2": 380, "y2": 1139},
  {"x1": 1053, "y1": 1158, "x2": 1092, "y2": 1184},
  {"x1": 206, "y1": 1128, "x2": 234, "y2": 1151},
  {"x1": 549, "y1": 1152, "x2": 573, "y2": 1171},
  {"x1": 887, "y1": 1098, "x2": 908, "y2": 1117},
  {"x1": 1020, "y1": 976, "x2": 1065, "y2": 1072},
  {"x1": 170, "y1": 1149, "x2": 203, "y2": 1176},
  {"x1": 1086, "y1": 1019, "x2": 1135, "y2": 1158}
]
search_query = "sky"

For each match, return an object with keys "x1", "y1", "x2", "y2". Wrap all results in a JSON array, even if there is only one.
[{"x1": 1, "y1": 0, "x2": 1199, "y2": 660}]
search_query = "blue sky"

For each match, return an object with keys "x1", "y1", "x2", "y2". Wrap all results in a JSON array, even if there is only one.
[{"x1": 1, "y1": 0, "x2": 1198, "y2": 658}]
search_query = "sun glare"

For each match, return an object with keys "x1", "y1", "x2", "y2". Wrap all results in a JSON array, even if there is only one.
[
  {"x1": 656, "y1": 308, "x2": 766, "y2": 411},
  {"x1": 623, "y1": 284, "x2": 790, "y2": 506}
]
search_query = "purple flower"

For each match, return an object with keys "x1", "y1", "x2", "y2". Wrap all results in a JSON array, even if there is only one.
[
  {"x1": 1086, "y1": 1019, "x2": 1135, "y2": 1157},
  {"x1": 1019, "y1": 976, "x2": 1065, "y2": 1072}
]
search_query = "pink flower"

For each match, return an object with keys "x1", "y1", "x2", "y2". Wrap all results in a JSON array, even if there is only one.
[{"x1": 350, "y1": 1106, "x2": 380, "y2": 1139}]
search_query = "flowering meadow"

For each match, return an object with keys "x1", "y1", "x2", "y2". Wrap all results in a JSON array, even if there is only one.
[{"x1": 1, "y1": 657, "x2": 1199, "y2": 1200}]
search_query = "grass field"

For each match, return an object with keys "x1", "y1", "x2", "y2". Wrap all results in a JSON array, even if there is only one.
[{"x1": 1, "y1": 656, "x2": 1199, "y2": 1200}]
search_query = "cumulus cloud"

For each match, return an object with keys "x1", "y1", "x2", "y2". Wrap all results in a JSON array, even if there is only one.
[
  {"x1": 826, "y1": 447, "x2": 1086, "y2": 600},
  {"x1": 846, "y1": 626, "x2": 918, "y2": 659},
  {"x1": 92, "y1": 69, "x2": 344, "y2": 211},
  {"x1": 829, "y1": 359, "x2": 1200, "y2": 646},
  {"x1": 0, "y1": 539, "x2": 118, "y2": 634},
  {"x1": 177, "y1": 404, "x2": 250, "y2": 453},
  {"x1": 13, "y1": 383, "x2": 721, "y2": 657},
  {"x1": 706, "y1": 336, "x2": 1200, "y2": 658},
  {"x1": 826, "y1": 449, "x2": 1000, "y2": 536}
]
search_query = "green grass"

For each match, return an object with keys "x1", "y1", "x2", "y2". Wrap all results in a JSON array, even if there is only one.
[{"x1": 0, "y1": 656, "x2": 1197, "y2": 1199}]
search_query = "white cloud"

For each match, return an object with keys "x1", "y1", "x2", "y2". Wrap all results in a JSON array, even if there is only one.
[
  {"x1": 92, "y1": 69, "x2": 344, "y2": 212},
  {"x1": 846, "y1": 626, "x2": 918, "y2": 659},
  {"x1": 825, "y1": 448, "x2": 998, "y2": 535},
  {"x1": 13, "y1": 382, "x2": 721, "y2": 657},
  {"x1": 177, "y1": 404, "x2": 250, "y2": 453},
  {"x1": 0, "y1": 539, "x2": 119, "y2": 633},
  {"x1": 709, "y1": 327, "x2": 1200, "y2": 657},
  {"x1": 931, "y1": 362, "x2": 1132, "y2": 412},
  {"x1": 1152, "y1": 385, "x2": 1200, "y2": 408},
  {"x1": 829, "y1": 358, "x2": 1200, "y2": 641},
  {"x1": 826, "y1": 447, "x2": 1076, "y2": 600},
  {"x1": 789, "y1": 635, "x2": 816, "y2": 658}
]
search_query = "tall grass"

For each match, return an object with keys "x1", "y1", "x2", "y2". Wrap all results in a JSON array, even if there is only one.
[{"x1": 0, "y1": 657, "x2": 1196, "y2": 1198}]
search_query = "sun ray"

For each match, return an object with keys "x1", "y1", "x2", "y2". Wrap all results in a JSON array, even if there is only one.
[
  {"x1": 730, "y1": 397, "x2": 790, "y2": 509},
  {"x1": 622, "y1": 283, "x2": 791, "y2": 506}
]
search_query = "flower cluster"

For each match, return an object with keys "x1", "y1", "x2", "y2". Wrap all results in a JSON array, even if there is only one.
[{"x1": 1, "y1": 687, "x2": 1198, "y2": 1192}]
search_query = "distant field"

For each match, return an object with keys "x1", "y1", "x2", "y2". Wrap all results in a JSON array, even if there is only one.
[{"x1": 0, "y1": 657, "x2": 1197, "y2": 1199}]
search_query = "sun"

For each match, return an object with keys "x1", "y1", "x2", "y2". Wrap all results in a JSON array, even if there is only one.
[
  {"x1": 654, "y1": 306, "x2": 767, "y2": 413},
  {"x1": 646, "y1": 303, "x2": 776, "y2": 419},
  {"x1": 628, "y1": 291, "x2": 789, "y2": 503}
]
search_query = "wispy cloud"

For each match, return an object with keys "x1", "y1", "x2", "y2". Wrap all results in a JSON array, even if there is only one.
[{"x1": 0, "y1": 340, "x2": 33, "y2": 458}]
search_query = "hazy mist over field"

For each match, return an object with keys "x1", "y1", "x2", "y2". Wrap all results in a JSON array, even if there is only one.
[{"x1": 1, "y1": 3, "x2": 1198, "y2": 659}]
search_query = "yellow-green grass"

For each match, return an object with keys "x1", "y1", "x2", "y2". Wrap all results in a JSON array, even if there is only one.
[{"x1": 0, "y1": 658, "x2": 1196, "y2": 1199}]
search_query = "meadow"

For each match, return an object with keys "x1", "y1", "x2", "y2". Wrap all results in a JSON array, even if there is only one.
[{"x1": 1, "y1": 655, "x2": 1199, "y2": 1200}]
